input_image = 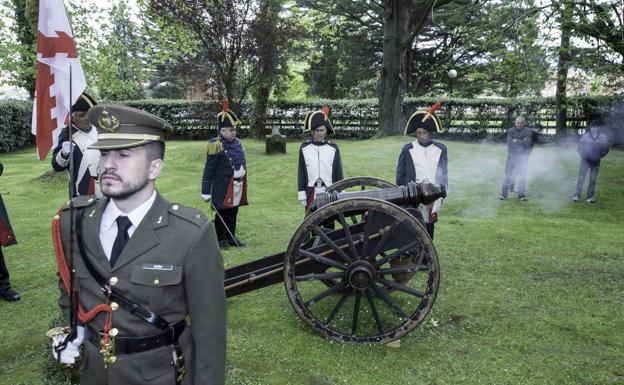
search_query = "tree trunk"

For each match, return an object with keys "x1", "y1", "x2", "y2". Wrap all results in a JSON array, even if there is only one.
[
  {"x1": 250, "y1": 85, "x2": 270, "y2": 138},
  {"x1": 378, "y1": 0, "x2": 409, "y2": 137},
  {"x1": 555, "y1": 3, "x2": 572, "y2": 138}
]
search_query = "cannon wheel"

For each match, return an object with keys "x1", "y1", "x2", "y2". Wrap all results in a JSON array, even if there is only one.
[
  {"x1": 284, "y1": 198, "x2": 439, "y2": 344},
  {"x1": 327, "y1": 176, "x2": 396, "y2": 193}
]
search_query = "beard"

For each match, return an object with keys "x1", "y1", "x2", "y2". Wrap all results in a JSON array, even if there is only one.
[{"x1": 101, "y1": 173, "x2": 150, "y2": 200}]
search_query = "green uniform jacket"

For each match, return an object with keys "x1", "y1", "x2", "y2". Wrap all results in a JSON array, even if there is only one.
[{"x1": 57, "y1": 192, "x2": 226, "y2": 385}]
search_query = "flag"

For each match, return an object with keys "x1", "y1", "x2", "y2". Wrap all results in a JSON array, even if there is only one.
[{"x1": 32, "y1": 0, "x2": 87, "y2": 160}]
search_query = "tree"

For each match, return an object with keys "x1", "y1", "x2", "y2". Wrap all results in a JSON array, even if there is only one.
[
  {"x1": 248, "y1": 0, "x2": 296, "y2": 138},
  {"x1": 554, "y1": 1, "x2": 572, "y2": 136},
  {"x1": 572, "y1": 0, "x2": 624, "y2": 60},
  {"x1": 147, "y1": 0, "x2": 258, "y2": 104},
  {"x1": 89, "y1": 2, "x2": 147, "y2": 100},
  {"x1": 0, "y1": 0, "x2": 37, "y2": 98}
]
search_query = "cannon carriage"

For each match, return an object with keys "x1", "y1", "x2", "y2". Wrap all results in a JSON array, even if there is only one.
[{"x1": 224, "y1": 177, "x2": 445, "y2": 344}]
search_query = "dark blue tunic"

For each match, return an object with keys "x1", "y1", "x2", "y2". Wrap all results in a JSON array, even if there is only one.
[{"x1": 202, "y1": 137, "x2": 248, "y2": 210}]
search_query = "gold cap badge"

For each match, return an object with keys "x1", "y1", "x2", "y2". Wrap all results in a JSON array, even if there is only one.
[{"x1": 98, "y1": 110, "x2": 120, "y2": 132}]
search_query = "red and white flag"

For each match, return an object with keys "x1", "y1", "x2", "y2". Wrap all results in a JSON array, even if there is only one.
[{"x1": 31, "y1": 0, "x2": 86, "y2": 160}]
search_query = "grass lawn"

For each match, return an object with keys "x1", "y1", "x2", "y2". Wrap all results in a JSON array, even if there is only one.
[{"x1": 0, "y1": 137, "x2": 622, "y2": 385}]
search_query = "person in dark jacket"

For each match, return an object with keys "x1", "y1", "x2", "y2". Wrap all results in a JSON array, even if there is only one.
[
  {"x1": 51, "y1": 92, "x2": 101, "y2": 197},
  {"x1": 396, "y1": 102, "x2": 448, "y2": 240},
  {"x1": 202, "y1": 102, "x2": 248, "y2": 249},
  {"x1": 572, "y1": 114, "x2": 610, "y2": 203},
  {"x1": 500, "y1": 116, "x2": 533, "y2": 201},
  {"x1": 297, "y1": 107, "x2": 343, "y2": 209},
  {"x1": 0, "y1": 161, "x2": 20, "y2": 301}
]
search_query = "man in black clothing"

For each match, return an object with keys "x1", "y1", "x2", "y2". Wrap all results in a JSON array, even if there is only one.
[{"x1": 500, "y1": 116, "x2": 533, "y2": 201}]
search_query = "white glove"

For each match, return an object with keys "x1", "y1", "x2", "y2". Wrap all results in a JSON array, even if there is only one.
[
  {"x1": 431, "y1": 198, "x2": 443, "y2": 214},
  {"x1": 201, "y1": 194, "x2": 212, "y2": 202},
  {"x1": 233, "y1": 166, "x2": 246, "y2": 179},
  {"x1": 51, "y1": 326, "x2": 84, "y2": 365},
  {"x1": 61, "y1": 141, "x2": 73, "y2": 156},
  {"x1": 299, "y1": 199, "x2": 307, "y2": 207}
]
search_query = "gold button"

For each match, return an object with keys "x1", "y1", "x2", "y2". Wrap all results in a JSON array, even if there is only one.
[
  {"x1": 109, "y1": 328, "x2": 119, "y2": 337},
  {"x1": 172, "y1": 204, "x2": 179, "y2": 211},
  {"x1": 153, "y1": 278, "x2": 160, "y2": 285},
  {"x1": 110, "y1": 302, "x2": 119, "y2": 311},
  {"x1": 109, "y1": 277, "x2": 119, "y2": 286}
]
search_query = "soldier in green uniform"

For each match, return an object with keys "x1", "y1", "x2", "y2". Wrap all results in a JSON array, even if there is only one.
[{"x1": 51, "y1": 105, "x2": 226, "y2": 385}]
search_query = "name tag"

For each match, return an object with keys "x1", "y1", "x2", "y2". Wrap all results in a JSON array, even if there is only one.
[{"x1": 143, "y1": 263, "x2": 173, "y2": 271}]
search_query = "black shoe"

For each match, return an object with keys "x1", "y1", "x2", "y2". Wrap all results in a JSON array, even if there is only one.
[
  {"x1": 0, "y1": 288, "x2": 20, "y2": 301},
  {"x1": 218, "y1": 239, "x2": 229, "y2": 249},
  {"x1": 587, "y1": 197, "x2": 596, "y2": 204},
  {"x1": 228, "y1": 237, "x2": 245, "y2": 247},
  {"x1": 572, "y1": 196, "x2": 579, "y2": 203},
  {"x1": 499, "y1": 195, "x2": 506, "y2": 200},
  {"x1": 519, "y1": 196, "x2": 528, "y2": 202}
]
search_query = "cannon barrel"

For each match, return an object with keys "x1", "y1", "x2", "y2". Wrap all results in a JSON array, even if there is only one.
[{"x1": 312, "y1": 181, "x2": 446, "y2": 211}]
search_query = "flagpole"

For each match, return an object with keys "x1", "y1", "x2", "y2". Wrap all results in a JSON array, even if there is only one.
[
  {"x1": 67, "y1": 61, "x2": 78, "y2": 343},
  {"x1": 55, "y1": 61, "x2": 78, "y2": 357}
]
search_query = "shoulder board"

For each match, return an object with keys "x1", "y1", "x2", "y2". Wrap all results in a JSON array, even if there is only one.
[
  {"x1": 207, "y1": 139, "x2": 224, "y2": 155},
  {"x1": 61, "y1": 195, "x2": 98, "y2": 211},
  {"x1": 168, "y1": 203, "x2": 209, "y2": 227}
]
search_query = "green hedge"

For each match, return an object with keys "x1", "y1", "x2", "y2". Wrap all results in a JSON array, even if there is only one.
[
  {"x1": 0, "y1": 100, "x2": 33, "y2": 152},
  {"x1": 2, "y1": 96, "x2": 623, "y2": 152}
]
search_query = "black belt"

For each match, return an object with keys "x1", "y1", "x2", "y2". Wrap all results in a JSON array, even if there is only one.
[{"x1": 85, "y1": 319, "x2": 186, "y2": 355}]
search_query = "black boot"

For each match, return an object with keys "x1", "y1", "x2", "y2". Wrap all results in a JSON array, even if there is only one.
[{"x1": 0, "y1": 288, "x2": 20, "y2": 301}]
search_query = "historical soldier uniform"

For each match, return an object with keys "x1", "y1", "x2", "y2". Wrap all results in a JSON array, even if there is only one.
[
  {"x1": 52, "y1": 105, "x2": 226, "y2": 385},
  {"x1": 0, "y1": 161, "x2": 20, "y2": 301},
  {"x1": 201, "y1": 102, "x2": 248, "y2": 249},
  {"x1": 396, "y1": 103, "x2": 448, "y2": 240},
  {"x1": 500, "y1": 117, "x2": 533, "y2": 201},
  {"x1": 51, "y1": 92, "x2": 101, "y2": 197},
  {"x1": 573, "y1": 114, "x2": 610, "y2": 203},
  {"x1": 297, "y1": 109, "x2": 344, "y2": 209}
]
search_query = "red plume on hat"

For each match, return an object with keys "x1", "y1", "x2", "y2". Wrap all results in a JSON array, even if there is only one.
[
  {"x1": 223, "y1": 99, "x2": 229, "y2": 112},
  {"x1": 422, "y1": 101, "x2": 441, "y2": 123},
  {"x1": 322, "y1": 105, "x2": 330, "y2": 118}
]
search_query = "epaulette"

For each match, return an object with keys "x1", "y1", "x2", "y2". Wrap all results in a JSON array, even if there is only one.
[
  {"x1": 60, "y1": 195, "x2": 98, "y2": 211},
  {"x1": 168, "y1": 203, "x2": 209, "y2": 227},
  {"x1": 207, "y1": 139, "x2": 224, "y2": 155}
]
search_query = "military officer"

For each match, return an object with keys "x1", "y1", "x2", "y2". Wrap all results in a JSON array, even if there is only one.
[
  {"x1": 52, "y1": 105, "x2": 226, "y2": 385},
  {"x1": 396, "y1": 102, "x2": 448, "y2": 240},
  {"x1": 297, "y1": 107, "x2": 344, "y2": 209},
  {"x1": 51, "y1": 92, "x2": 101, "y2": 197},
  {"x1": 201, "y1": 101, "x2": 248, "y2": 249},
  {"x1": 0, "y1": 160, "x2": 20, "y2": 301}
]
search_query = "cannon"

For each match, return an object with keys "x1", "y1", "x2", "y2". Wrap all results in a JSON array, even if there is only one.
[{"x1": 224, "y1": 177, "x2": 446, "y2": 344}]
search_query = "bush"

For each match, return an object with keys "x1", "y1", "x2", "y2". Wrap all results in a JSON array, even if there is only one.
[
  {"x1": 0, "y1": 100, "x2": 33, "y2": 152},
  {"x1": 2, "y1": 96, "x2": 623, "y2": 153}
]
